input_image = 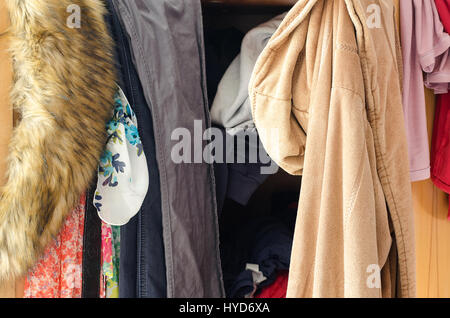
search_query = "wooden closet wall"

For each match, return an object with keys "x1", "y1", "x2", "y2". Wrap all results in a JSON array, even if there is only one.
[
  {"x1": 0, "y1": 0, "x2": 448, "y2": 298},
  {"x1": 412, "y1": 91, "x2": 450, "y2": 298}
]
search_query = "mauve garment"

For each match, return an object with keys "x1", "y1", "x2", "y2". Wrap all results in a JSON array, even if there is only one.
[
  {"x1": 424, "y1": 1, "x2": 450, "y2": 93},
  {"x1": 400, "y1": 0, "x2": 450, "y2": 181}
]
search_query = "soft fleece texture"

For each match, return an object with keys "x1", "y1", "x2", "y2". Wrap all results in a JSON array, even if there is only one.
[
  {"x1": 250, "y1": 0, "x2": 415, "y2": 297},
  {"x1": 0, "y1": 0, "x2": 116, "y2": 283}
]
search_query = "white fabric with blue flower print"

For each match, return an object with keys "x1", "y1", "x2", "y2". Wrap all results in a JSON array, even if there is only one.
[{"x1": 94, "y1": 86, "x2": 148, "y2": 226}]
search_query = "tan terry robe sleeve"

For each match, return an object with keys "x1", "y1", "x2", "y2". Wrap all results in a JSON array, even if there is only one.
[{"x1": 249, "y1": 0, "x2": 318, "y2": 176}]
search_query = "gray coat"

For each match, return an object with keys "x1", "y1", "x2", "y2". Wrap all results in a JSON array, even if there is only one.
[{"x1": 113, "y1": 0, "x2": 224, "y2": 298}]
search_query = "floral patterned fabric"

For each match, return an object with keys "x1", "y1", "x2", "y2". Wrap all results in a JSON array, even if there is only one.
[
  {"x1": 24, "y1": 195, "x2": 86, "y2": 298},
  {"x1": 94, "y1": 86, "x2": 148, "y2": 226},
  {"x1": 100, "y1": 222, "x2": 120, "y2": 298},
  {"x1": 25, "y1": 87, "x2": 138, "y2": 298}
]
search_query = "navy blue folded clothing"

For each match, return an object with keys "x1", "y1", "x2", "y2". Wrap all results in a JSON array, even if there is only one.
[
  {"x1": 221, "y1": 216, "x2": 293, "y2": 298},
  {"x1": 214, "y1": 127, "x2": 276, "y2": 213}
]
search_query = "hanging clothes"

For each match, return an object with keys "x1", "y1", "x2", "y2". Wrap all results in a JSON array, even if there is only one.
[
  {"x1": 400, "y1": 0, "x2": 450, "y2": 182},
  {"x1": 105, "y1": 0, "x2": 167, "y2": 298},
  {"x1": 416, "y1": 1, "x2": 450, "y2": 93},
  {"x1": 95, "y1": 86, "x2": 144, "y2": 297},
  {"x1": 94, "y1": 87, "x2": 148, "y2": 226},
  {"x1": 24, "y1": 196, "x2": 86, "y2": 298},
  {"x1": 431, "y1": 95, "x2": 450, "y2": 219},
  {"x1": 100, "y1": 223, "x2": 120, "y2": 298},
  {"x1": 112, "y1": 0, "x2": 224, "y2": 298},
  {"x1": 250, "y1": 0, "x2": 415, "y2": 297},
  {"x1": 0, "y1": 0, "x2": 116, "y2": 283},
  {"x1": 431, "y1": 0, "x2": 450, "y2": 219},
  {"x1": 81, "y1": 184, "x2": 103, "y2": 298}
]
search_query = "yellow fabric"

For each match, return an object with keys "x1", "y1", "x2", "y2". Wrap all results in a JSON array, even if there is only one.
[{"x1": 250, "y1": 0, "x2": 415, "y2": 297}]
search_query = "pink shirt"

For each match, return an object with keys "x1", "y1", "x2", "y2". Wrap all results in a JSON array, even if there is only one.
[{"x1": 400, "y1": 0, "x2": 450, "y2": 182}]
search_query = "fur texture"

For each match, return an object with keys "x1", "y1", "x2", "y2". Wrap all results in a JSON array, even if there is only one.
[{"x1": 0, "y1": 0, "x2": 116, "y2": 282}]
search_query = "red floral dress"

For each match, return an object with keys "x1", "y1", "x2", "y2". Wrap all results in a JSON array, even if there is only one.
[{"x1": 23, "y1": 195, "x2": 86, "y2": 298}]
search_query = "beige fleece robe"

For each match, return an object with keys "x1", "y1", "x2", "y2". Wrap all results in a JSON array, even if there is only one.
[{"x1": 250, "y1": 0, "x2": 415, "y2": 298}]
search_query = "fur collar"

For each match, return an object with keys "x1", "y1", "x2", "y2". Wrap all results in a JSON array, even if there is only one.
[{"x1": 0, "y1": 0, "x2": 116, "y2": 282}]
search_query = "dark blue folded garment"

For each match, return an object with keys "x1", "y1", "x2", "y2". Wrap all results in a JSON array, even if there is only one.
[
  {"x1": 222, "y1": 217, "x2": 293, "y2": 298},
  {"x1": 214, "y1": 127, "x2": 276, "y2": 213}
]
